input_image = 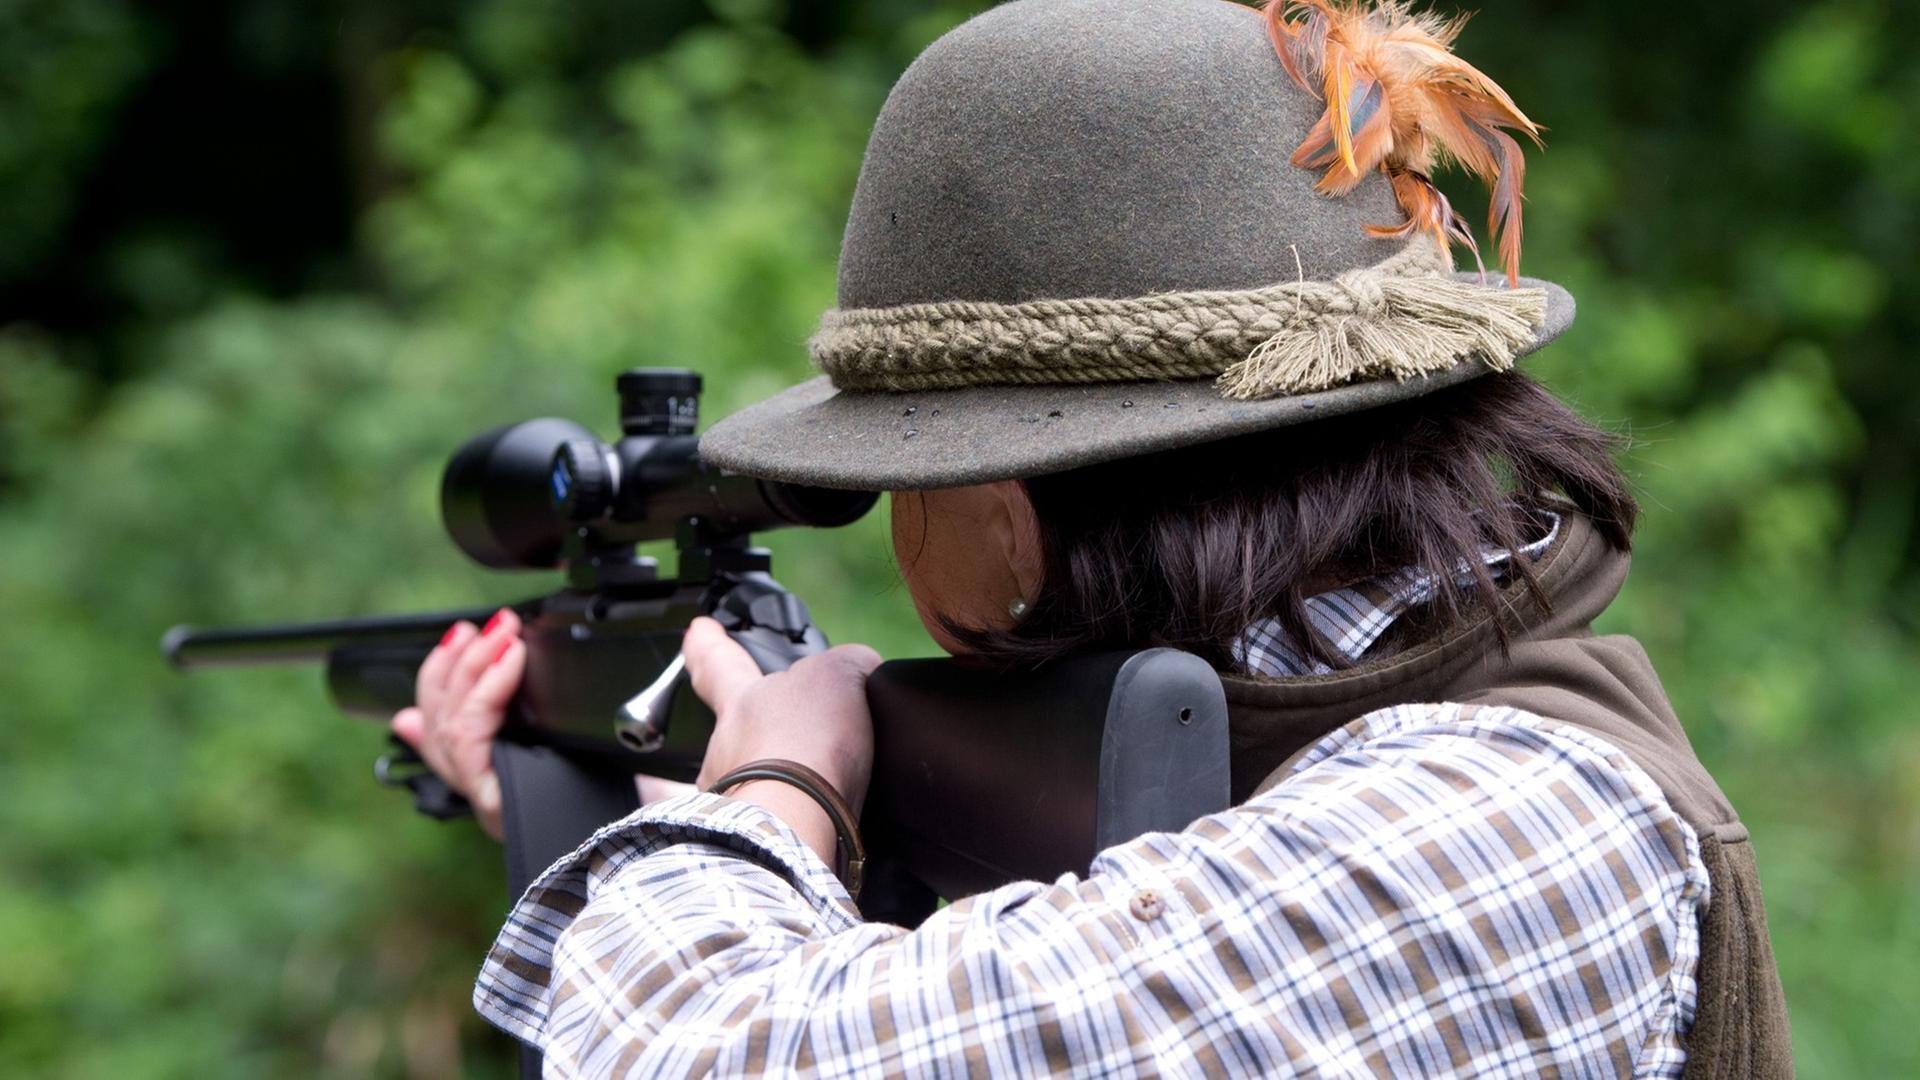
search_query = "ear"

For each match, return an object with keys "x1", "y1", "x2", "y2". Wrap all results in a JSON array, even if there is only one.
[{"x1": 987, "y1": 480, "x2": 1044, "y2": 602}]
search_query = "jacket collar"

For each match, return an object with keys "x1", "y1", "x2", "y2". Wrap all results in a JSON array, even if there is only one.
[{"x1": 1219, "y1": 506, "x2": 1626, "y2": 801}]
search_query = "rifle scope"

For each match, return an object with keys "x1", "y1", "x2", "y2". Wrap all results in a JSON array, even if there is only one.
[{"x1": 442, "y1": 369, "x2": 876, "y2": 569}]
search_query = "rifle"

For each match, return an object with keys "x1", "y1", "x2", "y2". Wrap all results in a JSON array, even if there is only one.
[{"x1": 162, "y1": 369, "x2": 1231, "y2": 927}]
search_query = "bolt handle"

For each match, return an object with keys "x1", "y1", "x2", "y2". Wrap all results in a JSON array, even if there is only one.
[{"x1": 614, "y1": 575, "x2": 827, "y2": 752}]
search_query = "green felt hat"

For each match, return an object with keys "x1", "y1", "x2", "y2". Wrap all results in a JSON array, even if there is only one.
[{"x1": 700, "y1": 0, "x2": 1573, "y2": 491}]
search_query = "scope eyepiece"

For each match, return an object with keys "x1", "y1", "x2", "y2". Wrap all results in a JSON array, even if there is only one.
[{"x1": 757, "y1": 479, "x2": 877, "y2": 530}]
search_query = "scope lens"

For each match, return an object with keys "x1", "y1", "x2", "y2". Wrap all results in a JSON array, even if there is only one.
[{"x1": 440, "y1": 418, "x2": 598, "y2": 569}]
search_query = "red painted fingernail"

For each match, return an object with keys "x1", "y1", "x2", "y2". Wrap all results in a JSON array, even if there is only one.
[
  {"x1": 489, "y1": 636, "x2": 514, "y2": 665},
  {"x1": 438, "y1": 624, "x2": 460, "y2": 647},
  {"x1": 483, "y1": 609, "x2": 506, "y2": 635}
]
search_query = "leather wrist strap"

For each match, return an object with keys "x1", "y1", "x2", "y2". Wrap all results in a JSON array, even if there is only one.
[{"x1": 707, "y1": 759, "x2": 865, "y2": 899}]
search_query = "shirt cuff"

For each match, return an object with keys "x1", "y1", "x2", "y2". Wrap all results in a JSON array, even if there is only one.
[
  {"x1": 525, "y1": 790, "x2": 863, "y2": 929},
  {"x1": 475, "y1": 791, "x2": 865, "y2": 1046}
]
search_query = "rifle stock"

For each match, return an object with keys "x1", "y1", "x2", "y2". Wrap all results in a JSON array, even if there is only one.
[
  {"x1": 166, "y1": 613, "x2": 1232, "y2": 919},
  {"x1": 865, "y1": 649, "x2": 1231, "y2": 907}
]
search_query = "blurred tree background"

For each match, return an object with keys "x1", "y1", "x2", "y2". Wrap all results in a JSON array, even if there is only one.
[{"x1": 0, "y1": 0, "x2": 1913, "y2": 1074}]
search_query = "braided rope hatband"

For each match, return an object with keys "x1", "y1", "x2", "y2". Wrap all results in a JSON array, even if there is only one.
[{"x1": 811, "y1": 238, "x2": 1547, "y2": 401}]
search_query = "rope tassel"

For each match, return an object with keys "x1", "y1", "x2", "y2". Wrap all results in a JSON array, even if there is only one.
[{"x1": 1216, "y1": 260, "x2": 1546, "y2": 400}]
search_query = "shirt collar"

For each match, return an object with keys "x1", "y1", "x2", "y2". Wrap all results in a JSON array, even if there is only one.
[{"x1": 1234, "y1": 511, "x2": 1561, "y2": 678}]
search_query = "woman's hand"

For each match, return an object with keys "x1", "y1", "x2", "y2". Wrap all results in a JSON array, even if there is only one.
[
  {"x1": 390, "y1": 609, "x2": 525, "y2": 839},
  {"x1": 389, "y1": 610, "x2": 881, "y2": 862},
  {"x1": 682, "y1": 617, "x2": 882, "y2": 866}
]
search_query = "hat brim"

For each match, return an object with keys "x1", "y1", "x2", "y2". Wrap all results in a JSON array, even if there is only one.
[{"x1": 699, "y1": 275, "x2": 1574, "y2": 491}]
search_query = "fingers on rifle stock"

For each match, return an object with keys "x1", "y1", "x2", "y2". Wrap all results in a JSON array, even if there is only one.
[
  {"x1": 826, "y1": 643, "x2": 884, "y2": 674},
  {"x1": 417, "y1": 620, "x2": 475, "y2": 717},
  {"x1": 390, "y1": 707, "x2": 424, "y2": 748},
  {"x1": 405, "y1": 609, "x2": 521, "y2": 801},
  {"x1": 684, "y1": 616, "x2": 764, "y2": 716},
  {"x1": 462, "y1": 635, "x2": 523, "y2": 732},
  {"x1": 432, "y1": 613, "x2": 516, "y2": 794},
  {"x1": 442, "y1": 609, "x2": 516, "y2": 717}
]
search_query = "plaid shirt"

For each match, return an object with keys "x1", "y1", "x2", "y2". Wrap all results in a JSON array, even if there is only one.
[{"x1": 477, "y1": 518, "x2": 1708, "y2": 1077}]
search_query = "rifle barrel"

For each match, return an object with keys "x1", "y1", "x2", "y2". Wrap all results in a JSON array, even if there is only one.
[{"x1": 162, "y1": 609, "x2": 496, "y2": 670}]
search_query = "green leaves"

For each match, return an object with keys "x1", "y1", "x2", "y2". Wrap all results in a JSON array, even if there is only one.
[
  {"x1": 2, "y1": 0, "x2": 1918, "y2": 1075},
  {"x1": 0, "y1": 0, "x2": 150, "y2": 282}
]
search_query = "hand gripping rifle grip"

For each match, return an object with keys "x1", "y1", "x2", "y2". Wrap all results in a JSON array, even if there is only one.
[{"x1": 614, "y1": 575, "x2": 827, "y2": 751}]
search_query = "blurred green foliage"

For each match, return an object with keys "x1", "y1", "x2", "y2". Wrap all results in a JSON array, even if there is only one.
[{"x1": 1, "y1": 0, "x2": 1914, "y2": 1075}]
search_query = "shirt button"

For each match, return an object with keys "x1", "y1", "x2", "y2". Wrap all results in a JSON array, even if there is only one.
[{"x1": 1129, "y1": 889, "x2": 1165, "y2": 922}]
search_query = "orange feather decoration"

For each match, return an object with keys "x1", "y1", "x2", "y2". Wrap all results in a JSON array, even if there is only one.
[{"x1": 1263, "y1": 0, "x2": 1542, "y2": 285}]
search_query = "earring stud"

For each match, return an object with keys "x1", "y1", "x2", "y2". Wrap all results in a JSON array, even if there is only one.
[{"x1": 1007, "y1": 597, "x2": 1029, "y2": 619}]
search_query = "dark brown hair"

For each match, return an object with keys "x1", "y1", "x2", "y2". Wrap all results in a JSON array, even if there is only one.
[{"x1": 946, "y1": 373, "x2": 1637, "y2": 672}]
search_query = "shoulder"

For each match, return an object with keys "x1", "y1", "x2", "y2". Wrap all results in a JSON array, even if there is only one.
[
  {"x1": 1243, "y1": 701, "x2": 1711, "y2": 1076},
  {"x1": 1267, "y1": 701, "x2": 1708, "y2": 909},
  {"x1": 1287, "y1": 702, "x2": 1682, "y2": 830}
]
